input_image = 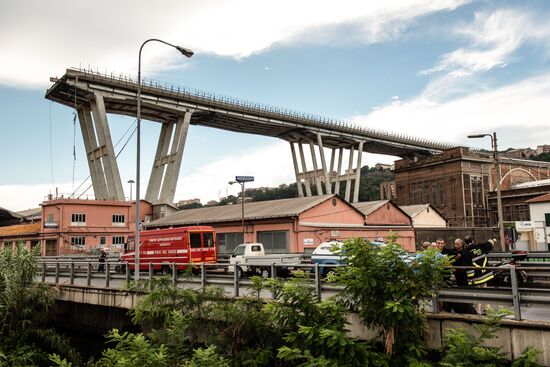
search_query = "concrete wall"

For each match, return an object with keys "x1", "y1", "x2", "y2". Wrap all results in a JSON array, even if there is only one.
[
  {"x1": 529, "y1": 202, "x2": 550, "y2": 250},
  {"x1": 300, "y1": 197, "x2": 365, "y2": 226},
  {"x1": 347, "y1": 312, "x2": 550, "y2": 366},
  {"x1": 412, "y1": 208, "x2": 447, "y2": 228},
  {"x1": 52, "y1": 286, "x2": 550, "y2": 365},
  {"x1": 365, "y1": 202, "x2": 411, "y2": 226}
]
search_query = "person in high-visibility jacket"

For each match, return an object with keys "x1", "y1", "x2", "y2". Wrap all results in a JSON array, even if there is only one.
[{"x1": 464, "y1": 235, "x2": 495, "y2": 286}]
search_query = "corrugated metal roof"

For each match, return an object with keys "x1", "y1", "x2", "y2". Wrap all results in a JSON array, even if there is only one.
[
  {"x1": 352, "y1": 200, "x2": 389, "y2": 216},
  {"x1": 0, "y1": 223, "x2": 41, "y2": 238},
  {"x1": 525, "y1": 193, "x2": 550, "y2": 204},
  {"x1": 146, "y1": 195, "x2": 336, "y2": 227},
  {"x1": 0, "y1": 207, "x2": 23, "y2": 221},
  {"x1": 399, "y1": 204, "x2": 430, "y2": 219},
  {"x1": 16, "y1": 207, "x2": 42, "y2": 218}
]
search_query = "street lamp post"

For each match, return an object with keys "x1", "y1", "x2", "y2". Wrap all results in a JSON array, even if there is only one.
[
  {"x1": 229, "y1": 176, "x2": 254, "y2": 242},
  {"x1": 135, "y1": 39, "x2": 193, "y2": 281},
  {"x1": 229, "y1": 181, "x2": 246, "y2": 237},
  {"x1": 468, "y1": 132, "x2": 506, "y2": 251},
  {"x1": 127, "y1": 179, "x2": 135, "y2": 201}
]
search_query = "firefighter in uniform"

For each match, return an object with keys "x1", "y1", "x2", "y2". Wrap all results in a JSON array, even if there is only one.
[{"x1": 464, "y1": 235, "x2": 495, "y2": 286}]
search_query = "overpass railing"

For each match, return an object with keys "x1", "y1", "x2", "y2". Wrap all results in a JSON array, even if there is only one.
[{"x1": 35, "y1": 259, "x2": 550, "y2": 321}]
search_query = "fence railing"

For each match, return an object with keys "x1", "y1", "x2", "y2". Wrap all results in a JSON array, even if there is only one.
[{"x1": 36, "y1": 259, "x2": 550, "y2": 321}]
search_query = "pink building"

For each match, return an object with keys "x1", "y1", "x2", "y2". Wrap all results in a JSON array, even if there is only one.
[
  {"x1": 40, "y1": 198, "x2": 153, "y2": 256},
  {"x1": 145, "y1": 195, "x2": 415, "y2": 254}
]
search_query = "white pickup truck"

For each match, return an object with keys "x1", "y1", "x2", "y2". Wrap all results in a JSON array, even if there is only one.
[{"x1": 229, "y1": 243, "x2": 302, "y2": 278}]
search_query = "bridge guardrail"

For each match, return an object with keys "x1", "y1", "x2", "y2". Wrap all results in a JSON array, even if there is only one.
[{"x1": 37, "y1": 260, "x2": 550, "y2": 321}]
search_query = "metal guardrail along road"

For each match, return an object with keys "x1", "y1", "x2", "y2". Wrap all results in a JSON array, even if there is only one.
[{"x1": 36, "y1": 258, "x2": 550, "y2": 321}]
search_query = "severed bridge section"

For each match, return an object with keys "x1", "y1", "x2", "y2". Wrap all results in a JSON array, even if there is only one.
[{"x1": 46, "y1": 68, "x2": 451, "y2": 204}]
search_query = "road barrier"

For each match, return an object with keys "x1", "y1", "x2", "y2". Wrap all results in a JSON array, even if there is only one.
[{"x1": 36, "y1": 259, "x2": 550, "y2": 321}]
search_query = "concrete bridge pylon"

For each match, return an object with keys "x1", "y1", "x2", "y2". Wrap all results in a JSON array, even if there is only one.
[{"x1": 290, "y1": 134, "x2": 365, "y2": 203}]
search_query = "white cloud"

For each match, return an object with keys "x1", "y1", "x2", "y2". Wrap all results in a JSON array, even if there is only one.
[
  {"x1": 422, "y1": 9, "x2": 550, "y2": 75},
  {"x1": 350, "y1": 73, "x2": 550, "y2": 149},
  {"x1": 0, "y1": 0, "x2": 468, "y2": 88},
  {"x1": 0, "y1": 182, "x2": 76, "y2": 212}
]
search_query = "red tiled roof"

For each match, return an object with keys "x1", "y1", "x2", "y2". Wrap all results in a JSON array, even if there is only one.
[
  {"x1": 525, "y1": 193, "x2": 550, "y2": 204},
  {"x1": 0, "y1": 223, "x2": 41, "y2": 238}
]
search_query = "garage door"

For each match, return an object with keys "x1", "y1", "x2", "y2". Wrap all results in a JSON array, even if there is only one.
[{"x1": 257, "y1": 230, "x2": 289, "y2": 253}]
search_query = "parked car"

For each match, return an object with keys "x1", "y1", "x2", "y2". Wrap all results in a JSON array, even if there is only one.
[{"x1": 229, "y1": 243, "x2": 302, "y2": 278}]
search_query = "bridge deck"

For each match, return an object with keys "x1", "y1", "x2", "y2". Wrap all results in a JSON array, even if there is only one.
[{"x1": 46, "y1": 68, "x2": 451, "y2": 158}]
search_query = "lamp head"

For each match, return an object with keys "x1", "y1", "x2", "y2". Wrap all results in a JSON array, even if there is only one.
[
  {"x1": 176, "y1": 46, "x2": 194, "y2": 58},
  {"x1": 467, "y1": 134, "x2": 488, "y2": 139},
  {"x1": 228, "y1": 181, "x2": 236, "y2": 185}
]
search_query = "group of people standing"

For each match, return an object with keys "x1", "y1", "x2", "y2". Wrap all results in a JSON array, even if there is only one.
[{"x1": 422, "y1": 235, "x2": 497, "y2": 314}]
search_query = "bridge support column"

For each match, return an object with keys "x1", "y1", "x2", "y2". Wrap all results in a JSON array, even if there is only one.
[
  {"x1": 344, "y1": 145, "x2": 355, "y2": 202},
  {"x1": 298, "y1": 143, "x2": 312, "y2": 196},
  {"x1": 353, "y1": 141, "x2": 364, "y2": 203},
  {"x1": 77, "y1": 106, "x2": 108, "y2": 199},
  {"x1": 145, "y1": 111, "x2": 192, "y2": 204},
  {"x1": 334, "y1": 147, "x2": 343, "y2": 195},
  {"x1": 289, "y1": 143, "x2": 304, "y2": 197},
  {"x1": 329, "y1": 148, "x2": 336, "y2": 194},
  {"x1": 89, "y1": 94, "x2": 125, "y2": 200},
  {"x1": 317, "y1": 134, "x2": 332, "y2": 195},
  {"x1": 309, "y1": 141, "x2": 324, "y2": 195}
]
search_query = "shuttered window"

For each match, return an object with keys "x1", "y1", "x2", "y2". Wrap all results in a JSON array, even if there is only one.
[{"x1": 257, "y1": 231, "x2": 289, "y2": 253}]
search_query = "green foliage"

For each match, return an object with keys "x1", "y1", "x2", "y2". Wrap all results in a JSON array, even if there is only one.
[
  {"x1": 440, "y1": 308, "x2": 517, "y2": 367},
  {"x1": 332, "y1": 237, "x2": 449, "y2": 358},
  {"x1": 184, "y1": 346, "x2": 229, "y2": 367},
  {"x1": 531, "y1": 152, "x2": 550, "y2": 162},
  {"x1": 511, "y1": 347, "x2": 543, "y2": 367},
  {"x1": 94, "y1": 329, "x2": 168, "y2": 367},
  {"x1": 0, "y1": 244, "x2": 81, "y2": 366}
]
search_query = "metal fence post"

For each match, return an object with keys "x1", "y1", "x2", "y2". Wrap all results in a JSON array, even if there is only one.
[
  {"x1": 172, "y1": 262, "x2": 177, "y2": 286},
  {"x1": 149, "y1": 263, "x2": 154, "y2": 281},
  {"x1": 41, "y1": 262, "x2": 46, "y2": 282},
  {"x1": 201, "y1": 263, "x2": 206, "y2": 289},
  {"x1": 105, "y1": 263, "x2": 110, "y2": 288},
  {"x1": 55, "y1": 262, "x2": 60, "y2": 284},
  {"x1": 271, "y1": 263, "x2": 276, "y2": 299},
  {"x1": 70, "y1": 262, "x2": 75, "y2": 285},
  {"x1": 509, "y1": 265, "x2": 522, "y2": 320},
  {"x1": 125, "y1": 263, "x2": 131, "y2": 284},
  {"x1": 233, "y1": 265, "x2": 240, "y2": 297},
  {"x1": 87, "y1": 262, "x2": 92, "y2": 287},
  {"x1": 432, "y1": 287, "x2": 440, "y2": 313},
  {"x1": 314, "y1": 263, "x2": 321, "y2": 302}
]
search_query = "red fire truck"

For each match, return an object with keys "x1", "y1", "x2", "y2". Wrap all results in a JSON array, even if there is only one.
[{"x1": 119, "y1": 226, "x2": 217, "y2": 273}]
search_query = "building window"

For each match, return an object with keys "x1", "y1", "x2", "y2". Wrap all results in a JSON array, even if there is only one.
[
  {"x1": 450, "y1": 178, "x2": 457, "y2": 208},
  {"x1": 471, "y1": 176, "x2": 483, "y2": 207},
  {"x1": 216, "y1": 232, "x2": 244, "y2": 254},
  {"x1": 112, "y1": 236, "x2": 125, "y2": 245},
  {"x1": 71, "y1": 213, "x2": 86, "y2": 226},
  {"x1": 112, "y1": 214, "x2": 125, "y2": 227},
  {"x1": 100, "y1": 237, "x2": 106, "y2": 245},
  {"x1": 438, "y1": 178, "x2": 445, "y2": 207},
  {"x1": 70, "y1": 236, "x2": 85, "y2": 246},
  {"x1": 545, "y1": 213, "x2": 550, "y2": 227},
  {"x1": 257, "y1": 230, "x2": 289, "y2": 253}
]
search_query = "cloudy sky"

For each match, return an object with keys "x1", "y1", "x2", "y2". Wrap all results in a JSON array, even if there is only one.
[{"x1": 1, "y1": 0, "x2": 549, "y2": 211}]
